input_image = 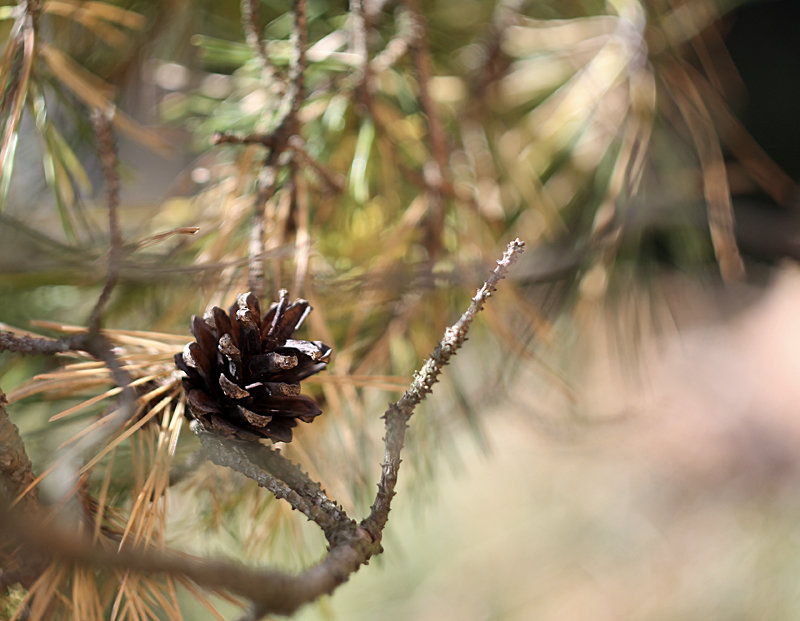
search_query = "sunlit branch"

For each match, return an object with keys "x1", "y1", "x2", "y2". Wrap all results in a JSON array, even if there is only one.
[
  {"x1": 363, "y1": 238, "x2": 525, "y2": 537},
  {"x1": 192, "y1": 422, "x2": 355, "y2": 545}
]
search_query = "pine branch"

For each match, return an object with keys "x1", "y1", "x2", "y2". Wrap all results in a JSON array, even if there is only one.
[
  {"x1": 87, "y1": 108, "x2": 123, "y2": 336},
  {"x1": 0, "y1": 238, "x2": 522, "y2": 617},
  {"x1": 192, "y1": 422, "x2": 355, "y2": 545},
  {"x1": 1, "y1": 502, "x2": 377, "y2": 616},
  {"x1": 406, "y1": 0, "x2": 450, "y2": 255},
  {"x1": 363, "y1": 238, "x2": 525, "y2": 538},
  {"x1": 0, "y1": 331, "x2": 71, "y2": 355},
  {"x1": 240, "y1": 0, "x2": 271, "y2": 75},
  {"x1": 0, "y1": 388, "x2": 48, "y2": 590},
  {"x1": 217, "y1": 0, "x2": 311, "y2": 299}
]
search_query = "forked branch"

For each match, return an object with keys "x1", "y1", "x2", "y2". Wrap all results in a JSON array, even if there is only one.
[{"x1": 3, "y1": 239, "x2": 524, "y2": 618}]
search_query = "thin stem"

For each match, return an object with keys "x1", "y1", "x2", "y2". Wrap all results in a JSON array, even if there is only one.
[
  {"x1": 212, "y1": 132, "x2": 344, "y2": 194},
  {"x1": 288, "y1": 135, "x2": 346, "y2": 194},
  {"x1": 0, "y1": 331, "x2": 71, "y2": 355},
  {"x1": 285, "y1": 0, "x2": 307, "y2": 125},
  {"x1": 363, "y1": 238, "x2": 525, "y2": 538},
  {"x1": 237, "y1": 0, "x2": 309, "y2": 299},
  {"x1": 240, "y1": 0, "x2": 271, "y2": 75},
  {"x1": 88, "y1": 109, "x2": 123, "y2": 335},
  {"x1": 248, "y1": 164, "x2": 279, "y2": 299},
  {"x1": 405, "y1": 0, "x2": 450, "y2": 255},
  {"x1": 192, "y1": 422, "x2": 355, "y2": 545},
  {"x1": 370, "y1": 9, "x2": 413, "y2": 74},
  {"x1": 212, "y1": 131, "x2": 278, "y2": 148}
]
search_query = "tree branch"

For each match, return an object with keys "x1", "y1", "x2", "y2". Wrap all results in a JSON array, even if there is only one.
[
  {"x1": 222, "y1": 0, "x2": 310, "y2": 299},
  {"x1": 0, "y1": 111, "x2": 136, "y2": 526},
  {"x1": 240, "y1": 0, "x2": 272, "y2": 77},
  {"x1": 192, "y1": 422, "x2": 355, "y2": 545},
  {"x1": 363, "y1": 238, "x2": 525, "y2": 538},
  {"x1": 405, "y1": 0, "x2": 451, "y2": 256},
  {"x1": 1, "y1": 501, "x2": 377, "y2": 617},
  {"x1": 0, "y1": 331, "x2": 71, "y2": 355},
  {"x1": 370, "y1": 9, "x2": 413, "y2": 74},
  {"x1": 88, "y1": 109, "x2": 123, "y2": 336},
  {"x1": 0, "y1": 388, "x2": 47, "y2": 590},
  {"x1": 283, "y1": 0, "x2": 307, "y2": 126}
]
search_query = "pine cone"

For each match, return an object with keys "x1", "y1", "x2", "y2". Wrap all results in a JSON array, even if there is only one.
[{"x1": 175, "y1": 290, "x2": 331, "y2": 442}]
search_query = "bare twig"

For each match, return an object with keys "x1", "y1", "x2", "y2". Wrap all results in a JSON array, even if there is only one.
[
  {"x1": 291, "y1": 160, "x2": 311, "y2": 295},
  {"x1": 370, "y1": 27, "x2": 412, "y2": 74},
  {"x1": 212, "y1": 131, "x2": 279, "y2": 149},
  {"x1": 1, "y1": 501, "x2": 377, "y2": 617},
  {"x1": 88, "y1": 108, "x2": 123, "y2": 335},
  {"x1": 288, "y1": 135, "x2": 346, "y2": 194},
  {"x1": 0, "y1": 331, "x2": 134, "y2": 464},
  {"x1": 222, "y1": 0, "x2": 310, "y2": 300},
  {"x1": 283, "y1": 0, "x2": 307, "y2": 125},
  {"x1": 470, "y1": 0, "x2": 521, "y2": 101},
  {"x1": 0, "y1": 331, "x2": 71, "y2": 355},
  {"x1": 192, "y1": 422, "x2": 355, "y2": 545},
  {"x1": 0, "y1": 109, "x2": 136, "y2": 534},
  {"x1": 240, "y1": 0, "x2": 271, "y2": 75},
  {"x1": 84, "y1": 334, "x2": 135, "y2": 418},
  {"x1": 370, "y1": 7, "x2": 414, "y2": 74},
  {"x1": 248, "y1": 164, "x2": 279, "y2": 299},
  {"x1": 405, "y1": 0, "x2": 450, "y2": 255},
  {"x1": 363, "y1": 238, "x2": 525, "y2": 538},
  {"x1": 213, "y1": 132, "x2": 345, "y2": 194}
]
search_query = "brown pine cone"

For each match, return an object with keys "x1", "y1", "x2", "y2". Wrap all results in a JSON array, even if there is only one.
[{"x1": 175, "y1": 290, "x2": 331, "y2": 442}]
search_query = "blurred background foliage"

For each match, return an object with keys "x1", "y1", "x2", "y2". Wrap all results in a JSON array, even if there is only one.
[{"x1": 1, "y1": 0, "x2": 799, "y2": 618}]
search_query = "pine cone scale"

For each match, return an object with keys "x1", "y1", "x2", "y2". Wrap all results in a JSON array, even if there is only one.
[
  {"x1": 249, "y1": 352, "x2": 298, "y2": 375},
  {"x1": 187, "y1": 388, "x2": 221, "y2": 414}
]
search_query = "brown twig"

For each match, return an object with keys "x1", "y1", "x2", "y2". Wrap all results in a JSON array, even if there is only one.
[
  {"x1": 248, "y1": 164, "x2": 279, "y2": 299},
  {"x1": 363, "y1": 238, "x2": 525, "y2": 537},
  {"x1": 470, "y1": 0, "x2": 521, "y2": 101},
  {"x1": 0, "y1": 110, "x2": 136, "y2": 557},
  {"x1": 213, "y1": 132, "x2": 344, "y2": 195},
  {"x1": 405, "y1": 0, "x2": 450, "y2": 256},
  {"x1": 192, "y1": 423, "x2": 355, "y2": 545},
  {"x1": 291, "y1": 159, "x2": 311, "y2": 295},
  {"x1": 288, "y1": 135, "x2": 346, "y2": 193},
  {"x1": 223, "y1": 0, "x2": 310, "y2": 300},
  {"x1": 88, "y1": 108, "x2": 123, "y2": 335},
  {"x1": 0, "y1": 331, "x2": 72, "y2": 355},
  {"x1": 212, "y1": 131, "x2": 279, "y2": 149},
  {"x1": 2, "y1": 501, "x2": 377, "y2": 617}
]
